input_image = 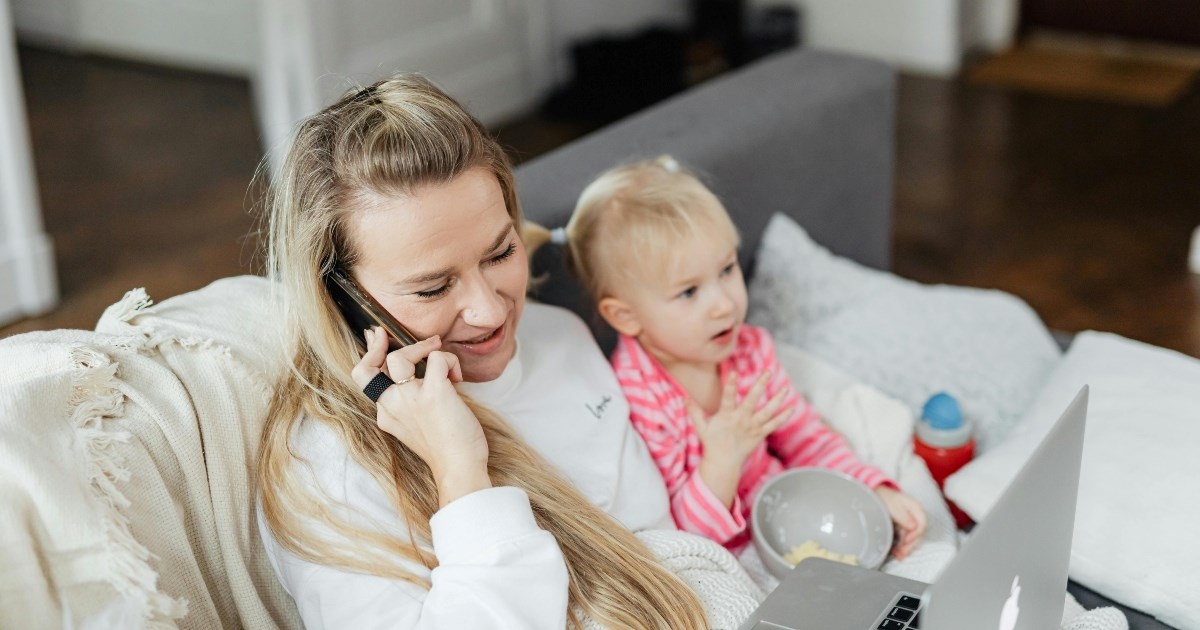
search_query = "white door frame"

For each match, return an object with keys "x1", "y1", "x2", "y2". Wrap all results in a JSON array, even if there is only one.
[{"x1": 1, "y1": 0, "x2": 57, "y2": 325}]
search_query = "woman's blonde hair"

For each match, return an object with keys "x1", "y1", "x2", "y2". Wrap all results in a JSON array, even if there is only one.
[
  {"x1": 528, "y1": 155, "x2": 740, "y2": 304},
  {"x1": 256, "y1": 75, "x2": 707, "y2": 629}
]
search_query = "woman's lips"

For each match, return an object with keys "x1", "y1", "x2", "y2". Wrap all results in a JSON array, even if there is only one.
[{"x1": 448, "y1": 323, "x2": 506, "y2": 355}]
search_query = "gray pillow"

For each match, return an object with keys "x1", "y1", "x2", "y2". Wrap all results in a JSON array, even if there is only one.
[{"x1": 746, "y1": 213, "x2": 1062, "y2": 452}]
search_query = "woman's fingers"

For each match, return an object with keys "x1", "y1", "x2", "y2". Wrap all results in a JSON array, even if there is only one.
[
  {"x1": 383, "y1": 332, "x2": 441, "y2": 383},
  {"x1": 420, "y1": 350, "x2": 463, "y2": 385},
  {"x1": 351, "y1": 327, "x2": 393, "y2": 385}
]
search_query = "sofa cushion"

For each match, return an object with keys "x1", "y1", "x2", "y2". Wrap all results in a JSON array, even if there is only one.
[
  {"x1": 746, "y1": 213, "x2": 1062, "y2": 452},
  {"x1": 944, "y1": 331, "x2": 1200, "y2": 630}
]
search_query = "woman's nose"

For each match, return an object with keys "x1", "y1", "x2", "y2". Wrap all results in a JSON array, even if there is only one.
[{"x1": 460, "y1": 272, "x2": 506, "y2": 328}]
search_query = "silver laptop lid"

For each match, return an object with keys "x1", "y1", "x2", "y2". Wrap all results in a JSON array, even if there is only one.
[{"x1": 923, "y1": 386, "x2": 1088, "y2": 630}]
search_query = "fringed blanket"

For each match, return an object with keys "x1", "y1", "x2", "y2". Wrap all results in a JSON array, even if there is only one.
[{"x1": 0, "y1": 279, "x2": 299, "y2": 629}]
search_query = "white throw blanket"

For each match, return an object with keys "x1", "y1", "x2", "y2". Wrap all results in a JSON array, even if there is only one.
[{"x1": 0, "y1": 279, "x2": 300, "y2": 629}]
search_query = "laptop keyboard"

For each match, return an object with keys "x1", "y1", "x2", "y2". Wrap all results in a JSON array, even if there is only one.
[{"x1": 873, "y1": 593, "x2": 922, "y2": 630}]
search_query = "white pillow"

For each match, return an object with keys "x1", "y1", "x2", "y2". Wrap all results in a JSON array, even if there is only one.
[
  {"x1": 747, "y1": 213, "x2": 1062, "y2": 451},
  {"x1": 944, "y1": 331, "x2": 1200, "y2": 630}
]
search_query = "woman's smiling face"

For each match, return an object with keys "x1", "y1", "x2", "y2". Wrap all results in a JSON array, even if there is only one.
[{"x1": 347, "y1": 166, "x2": 528, "y2": 383}]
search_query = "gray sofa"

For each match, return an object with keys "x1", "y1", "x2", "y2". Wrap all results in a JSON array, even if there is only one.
[
  {"x1": 0, "y1": 47, "x2": 1170, "y2": 629},
  {"x1": 518, "y1": 48, "x2": 894, "y2": 351}
]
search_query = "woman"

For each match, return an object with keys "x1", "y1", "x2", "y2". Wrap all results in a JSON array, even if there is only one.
[{"x1": 255, "y1": 75, "x2": 710, "y2": 628}]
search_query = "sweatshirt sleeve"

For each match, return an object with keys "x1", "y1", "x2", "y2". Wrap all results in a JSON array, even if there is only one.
[
  {"x1": 754, "y1": 331, "x2": 896, "y2": 491},
  {"x1": 264, "y1": 487, "x2": 568, "y2": 630},
  {"x1": 259, "y1": 420, "x2": 570, "y2": 630}
]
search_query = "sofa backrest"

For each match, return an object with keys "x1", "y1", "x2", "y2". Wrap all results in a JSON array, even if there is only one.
[{"x1": 515, "y1": 48, "x2": 896, "y2": 350}]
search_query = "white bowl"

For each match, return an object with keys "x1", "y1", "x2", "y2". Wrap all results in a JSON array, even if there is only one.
[{"x1": 751, "y1": 468, "x2": 893, "y2": 578}]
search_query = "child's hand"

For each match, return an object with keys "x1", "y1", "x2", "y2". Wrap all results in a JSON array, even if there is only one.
[
  {"x1": 689, "y1": 372, "x2": 794, "y2": 506},
  {"x1": 874, "y1": 486, "x2": 927, "y2": 561}
]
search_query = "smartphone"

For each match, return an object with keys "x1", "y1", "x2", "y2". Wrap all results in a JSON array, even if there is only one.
[{"x1": 325, "y1": 268, "x2": 426, "y2": 378}]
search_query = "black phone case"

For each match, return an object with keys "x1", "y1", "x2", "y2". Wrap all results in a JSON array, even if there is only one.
[{"x1": 325, "y1": 269, "x2": 426, "y2": 378}]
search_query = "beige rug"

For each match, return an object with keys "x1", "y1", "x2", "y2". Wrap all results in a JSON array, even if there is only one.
[{"x1": 968, "y1": 42, "x2": 1199, "y2": 106}]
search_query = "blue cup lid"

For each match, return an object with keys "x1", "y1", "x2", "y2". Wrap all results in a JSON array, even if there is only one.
[{"x1": 922, "y1": 392, "x2": 963, "y2": 430}]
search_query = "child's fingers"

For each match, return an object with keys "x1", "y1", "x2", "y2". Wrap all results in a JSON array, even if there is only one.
[
  {"x1": 717, "y1": 374, "x2": 739, "y2": 414},
  {"x1": 754, "y1": 389, "x2": 794, "y2": 429},
  {"x1": 733, "y1": 372, "x2": 772, "y2": 413},
  {"x1": 893, "y1": 501, "x2": 925, "y2": 557},
  {"x1": 686, "y1": 399, "x2": 708, "y2": 430}
]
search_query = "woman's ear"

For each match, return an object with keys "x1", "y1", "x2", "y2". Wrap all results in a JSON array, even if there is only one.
[{"x1": 598, "y1": 297, "x2": 641, "y2": 337}]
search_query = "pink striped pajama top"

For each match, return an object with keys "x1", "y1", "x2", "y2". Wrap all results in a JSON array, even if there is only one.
[{"x1": 611, "y1": 324, "x2": 895, "y2": 552}]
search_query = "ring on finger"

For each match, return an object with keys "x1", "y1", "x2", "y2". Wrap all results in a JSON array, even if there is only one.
[{"x1": 395, "y1": 376, "x2": 415, "y2": 386}]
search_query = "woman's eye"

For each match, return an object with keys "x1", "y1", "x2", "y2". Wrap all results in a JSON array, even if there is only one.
[
  {"x1": 484, "y1": 243, "x2": 517, "y2": 266},
  {"x1": 414, "y1": 276, "x2": 455, "y2": 299},
  {"x1": 414, "y1": 285, "x2": 450, "y2": 299}
]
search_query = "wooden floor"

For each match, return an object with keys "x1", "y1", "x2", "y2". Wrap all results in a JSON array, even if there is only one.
[{"x1": 5, "y1": 45, "x2": 1200, "y2": 360}]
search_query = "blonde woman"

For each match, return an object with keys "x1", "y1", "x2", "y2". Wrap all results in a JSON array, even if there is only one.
[{"x1": 256, "y1": 77, "x2": 710, "y2": 628}]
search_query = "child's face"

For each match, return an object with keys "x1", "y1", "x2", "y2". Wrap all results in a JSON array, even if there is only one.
[{"x1": 617, "y1": 220, "x2": 747, "y2": 368}]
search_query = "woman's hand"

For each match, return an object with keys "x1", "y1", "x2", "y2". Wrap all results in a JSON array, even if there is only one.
[
  {"x1": 690, "y1": 372, "x2": 794, "y2": 507},
  {"x1": 351, "y1": 326, "x2": 491, "y2": 507},
  {"x1": 875, "y1": 486, "x2": 927, "y2": 561}
]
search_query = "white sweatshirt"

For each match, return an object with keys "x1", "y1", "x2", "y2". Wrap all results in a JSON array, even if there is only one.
[{"x1": 258, "y1": 302, "x2": 673, "y2": 629}]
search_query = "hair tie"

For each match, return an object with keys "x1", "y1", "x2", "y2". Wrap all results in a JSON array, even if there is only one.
[{"x1": 549, "y1": 227, "x2": 568, "y2": 245}]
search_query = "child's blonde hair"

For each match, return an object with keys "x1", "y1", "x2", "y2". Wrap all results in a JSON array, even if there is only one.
[{"x1": 556, "y1": 155, "x2": 740, "y2": 302}]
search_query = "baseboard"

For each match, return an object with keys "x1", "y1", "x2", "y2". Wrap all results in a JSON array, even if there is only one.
[{"x1": 1190, "y1": 225, "x2": 1200, "y2": 275}]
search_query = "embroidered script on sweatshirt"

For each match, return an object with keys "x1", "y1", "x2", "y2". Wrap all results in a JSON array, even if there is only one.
[{"x1": 586, "y1": 394, "x2": 614, "y2": 419}]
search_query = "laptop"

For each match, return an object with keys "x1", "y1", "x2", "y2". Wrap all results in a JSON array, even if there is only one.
[{"x1": 739, "y1": 386, "x2": 1089, "y2": 630}]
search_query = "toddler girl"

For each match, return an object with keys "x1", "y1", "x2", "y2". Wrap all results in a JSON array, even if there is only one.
[{"x1": 553, "y1": 156, "x2": 926, "y2": 558}]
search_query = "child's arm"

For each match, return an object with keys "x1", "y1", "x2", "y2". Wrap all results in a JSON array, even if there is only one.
[
  {"x1": 748, "y1": 329, "x2": 928, "y2": 557},
  {"x1": 749, "y1": 330, "x2": 893, "y2": 490},
  {"x1": 625, "y1": 382, "x2": 786, "y2": 547},
  {"x1": 626, "y1": 396, "x2": 747, "y2": 546}
]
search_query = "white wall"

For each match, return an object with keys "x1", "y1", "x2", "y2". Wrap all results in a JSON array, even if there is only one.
[
  {"x1": 10, "y1": 0, "x2": 691, "y2": 89},
  {"x1": 11, "y1": 0, "x2": 257, "y2": 75},
  {"x1": 754, "y1": 0, "x2": 1018, "y2": 76}
]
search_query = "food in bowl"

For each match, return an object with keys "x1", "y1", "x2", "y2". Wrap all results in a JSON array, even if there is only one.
[
  {"x1": 751, "y1": 468, "x2": 893, "y2": 578},
  {"x1": 783, "y1": 539, "x2": 859, "y2": 567}
]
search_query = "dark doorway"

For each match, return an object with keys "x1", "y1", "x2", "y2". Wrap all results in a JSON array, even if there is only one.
[{"x1": 1021, "y1": 0, "x2": 1200, "y2": 46}]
